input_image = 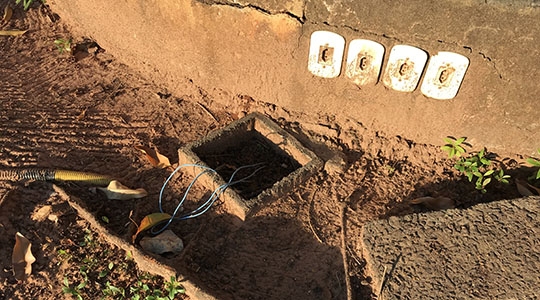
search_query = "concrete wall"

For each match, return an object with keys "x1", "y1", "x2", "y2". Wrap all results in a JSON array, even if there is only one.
[{"x1": 50, "y1": 0, "x2": 540, "y2": 155}]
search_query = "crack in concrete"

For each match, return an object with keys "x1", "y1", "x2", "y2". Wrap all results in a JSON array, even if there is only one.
[
  {"x1": 196, "y1": 0, "x2": 306, "y2": 24},
  {"x1": 479, "y1": 52, "x2": 504, "y2": 80},
  {"x1": 434, "y1": 39, "x2": 505, "y2": 80}
]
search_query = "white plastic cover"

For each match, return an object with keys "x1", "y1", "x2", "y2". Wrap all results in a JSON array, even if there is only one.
[
  {"x1": 382, "y1": 45, "x2": 428, "y2": 92},
  {"x1": 420, "y1": 51, "x2": 469, "y2": 100},
  {"x1": 308, "y1": 31, "x2": 346, "y2": 78},
  {"x1": 345, "y1": 39, "x2": 385, "y2": 86}
]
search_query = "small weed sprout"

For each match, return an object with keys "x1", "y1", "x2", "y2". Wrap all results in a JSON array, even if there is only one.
[
  {"x1": 80, "y1": 228, "x2": 95, "y2": 247},
  {"x1": 165, "y1": 276, "x2": 185, "y2": 299},
  {"x1": 61, "y1": 235, "x2": 185, "y2": 300},
  {"x1": 442, "y1": 137, "x2": 510, "y2": 193},
  {"x1": 102, "y1": 281, "x2": 126, "y2": 299},
  {"x1": 54, "y1": 38, "x2": 72, "y2": 54},
  {"x1": 526, "y1": 149, "x2": 540, "y2": 180},
  {"x1": 15, "y1": 0, "x2": 45, "y2": 10},
  {"x1": 62, "y1": 277, "x2": 85, "y2": 300}
]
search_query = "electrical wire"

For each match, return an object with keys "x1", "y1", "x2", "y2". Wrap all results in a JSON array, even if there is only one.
[{"x1": 152, "y1": 163, "x2": 265, "y2": 233}]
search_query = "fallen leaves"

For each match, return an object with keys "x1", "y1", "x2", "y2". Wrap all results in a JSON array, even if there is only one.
[
  {"x1": 1, "y1": 5, "x2": 28, "y2": 36},
  {"x1": 2, "y1": 5, "x2": 13, "y2": 23},
  {"x1": 134, "y1": 145, "x2": 171, "y2": 168},
  {"x1": 0, "y1": 30, "x2": 27, "y2": 36},
  {"x1": 132, "y1": 213, "x2": 172, "y2": 243},
  {"x1": 97, "y1": 180, "x2": 148, "y2": 200},
  {"x1": 12, "y1": 232, "x2": 36, "y2": 281}
]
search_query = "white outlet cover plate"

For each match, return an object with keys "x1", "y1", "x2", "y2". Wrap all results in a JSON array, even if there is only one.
[
  {"x1": 382, "y1": 45, "x2": 428, "y2": 92},
  {"x1": 345, "y1": 39, "x2": 385, "y2": 86},
  {"x1": 308, "y1": 31, "x2": 345, "y2": 78},
  {"x1": 420, "y1": 52, "x2": 469, "y2": 100}
]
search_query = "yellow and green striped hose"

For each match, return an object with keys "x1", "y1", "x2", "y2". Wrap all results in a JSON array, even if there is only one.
[{"x1": 0, "y1": 168, "x2": 113, "y2": 186}]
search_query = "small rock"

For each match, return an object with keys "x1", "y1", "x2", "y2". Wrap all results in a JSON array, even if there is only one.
[
  {"x1": 237, "y1": 111, "x2": 247, "y2": 119},
  {"x1": 47, "y1": 214, "x2": 59, "y2": 224},
  {"x1": 324, "y1": 151, "x2": 347, "y2": 175},
  {"x1": 140, "y1": 230, "x2": 184, "y2": 255}
]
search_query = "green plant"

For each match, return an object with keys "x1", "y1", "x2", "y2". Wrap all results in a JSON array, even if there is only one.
[
  {"x1": 80, "y1": 228, "x2": 95, "y2": 247},
  {"x1": 54, "y1": 38, "x2": 72, "y2": 54},
  {"x1": 128, "y1": 275, "x2": 185, "y2": 300},
  {"x1": 15, "y1": 0, "x2": 45, "y2": 10},
  {"x1": 99, "y1": 262, "x2": 115, "y2": 279},
  {"x1": 102, "y1": 281, "x2": 126, "y2": 299},
  {"x1": 526, "y1": 149, "x2": 540, "y2": 180},
  {"x1": 441, "y1": 136, "x2": 467, "y2": 158},
  {"x1": 164, "y1": 277, "x2": 185, "y2": 299},
  {"x1": 443, "y1": 138, "x2": 510, "y2": 193},
  {"x1": 62, "y1": 277, "x2": 85, "y2": 300}
]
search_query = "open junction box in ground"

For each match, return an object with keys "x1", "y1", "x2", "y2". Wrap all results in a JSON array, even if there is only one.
[{"x1": 178, "y1": 112, "x2": 323, "y2": 220}]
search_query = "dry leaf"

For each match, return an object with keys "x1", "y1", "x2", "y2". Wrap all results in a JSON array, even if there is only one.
[
  {"x1": 12, "y1": 232, "x2": 36, "y2": 281},
  {"x1": 2, "y1": 5, "x2": 13, "y2": 23},
  {"x1": 409, "y1": 196, "x2": 455, "y2": 210},
  {"x1": 0, "y1": 30, "x2": 27, "y2": 36},
  {"x1": 516, "y1": 178, "x2": 540, "y2": 197},
  {"x1": 132, "y1": 212, "x2": 172, "y2": 243},
  {"x1": 97, "y1": 180, "x2": 147, "y2": 200},
  {"x1": 31, "y1": 205, "x2": 52, "y2": 222},
  {"x1": 134, "y1": 145, "x2": 171, "y2": 168}
]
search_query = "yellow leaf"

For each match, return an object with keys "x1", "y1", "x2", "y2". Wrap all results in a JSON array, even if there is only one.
[
  {"x1": 12, "y1": 232, "x2": 36, "y2": 281},
  {"x1": 134, "y1": 145, "x2": 171, "y2": 168},
  {"x1": 0, "y1": 30, "x2": 27, "y2": 36},
  {"x1": 132, "y1": 213, "x2": 172, "y2": 243},
  {"x1": 97, "y1": 180, "x2": 148, "y2": 200},
  {"x1": 2, "y1": 5, "x2": 13, "y2": 23}
]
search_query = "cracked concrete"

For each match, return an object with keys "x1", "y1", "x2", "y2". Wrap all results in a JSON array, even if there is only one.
[
  {"x1": 51, "y1": 0, "x2": 540, "y2": 155},
  {"x1": 195, "y1": 0, "x2": 306, "y2": 23}
]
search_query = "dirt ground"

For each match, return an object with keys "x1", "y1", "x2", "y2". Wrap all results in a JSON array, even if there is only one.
[{"x1": 0, "y1": 2, "x2": 538, "y2": 300}]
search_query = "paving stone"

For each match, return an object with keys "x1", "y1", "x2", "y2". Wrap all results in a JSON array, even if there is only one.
[{"x1": 362, "y1": 196, "x2": 540, "y2": 299}]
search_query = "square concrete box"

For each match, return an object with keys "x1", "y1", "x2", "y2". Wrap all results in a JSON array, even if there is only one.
[{"x1": 178, "y1": 112, "x2": 323, "y2": 220}]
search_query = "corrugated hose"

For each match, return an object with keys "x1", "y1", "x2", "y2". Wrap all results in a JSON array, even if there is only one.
[{"x1": 0, "y1": 168, "x2": 114, "y2": 186}]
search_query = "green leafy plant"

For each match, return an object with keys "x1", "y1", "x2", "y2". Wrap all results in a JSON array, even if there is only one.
[
  {"x1": 99, "y1": 262, "x2": 114, "y2": 279},
  {"x1": 15, "y1": 0, "x2": 45, "y2": 10},
  {"x1": 80, "y1": 228, "x2": 95, "y2": 247},
  {"x1": 128, "y1": 276, "x2": 185, "y2": 300},
  {"x1": 494, "y1": 169, "x2": 511, "y2": 184},
  {"x1": 102, "y1": 281, "x2": 126, "y2": 299},
  {"x1": 54, "y1": 38, "x2": 72, "y2": 54},
  {"x1": 164, "y1": 276, "x2": 185, "y2": 299},
  {"x1": 443, "y1": 137, "x2": 510, "y2": 193},
  {"x1": 62, "y1": 277, "x2": 85, "y2": 300},
  {"x1": 441, "y1": 136, "x2": 467, "y2": 158},
  {"x1": 526, "y1": 149, "x2": 540, "y2": 180}
]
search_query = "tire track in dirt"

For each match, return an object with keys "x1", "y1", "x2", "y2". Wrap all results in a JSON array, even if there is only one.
[{"x1": 0, "y1": 19, "x2": 136, "y2": 171}]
